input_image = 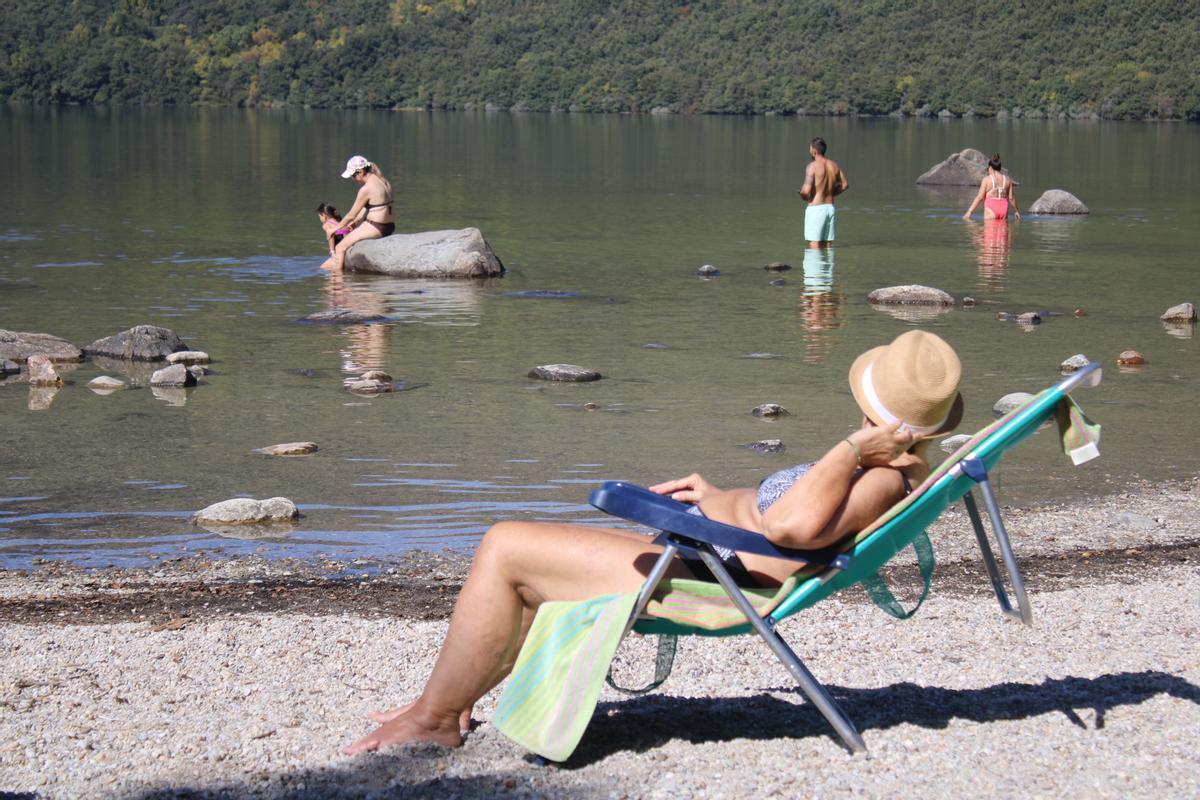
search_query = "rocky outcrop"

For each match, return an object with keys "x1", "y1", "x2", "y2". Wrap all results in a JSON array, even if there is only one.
[
  {"x1": 167, "y1": 350, "x2": 211, "y2": 365},
  {"x1": 254, "y1": 442, "x2": 319, "y2": 456},
  {"x1": 87, "y1": 376, "x2": 127, "y2": 392},
  {"x1": 867, "y1": 285, "x2": 955, "y2": 306},
  {"x1": 1060, "y1": 354, "x2": 1091, "y2": 373},
  {"x1": 1117, "y1": 350, "x2": 1145, "y2": 366},
  {"x1": 297, "y1": 309, "x2": 390, "y2": 325},
  {"x1": 916, "y1": 149, "x2": 1016, "y2": 186},
  {"x1": 150, "y1": 364, "x2": 197, "y2": 387},
  {"x1": 27, "y1": 354, "x2": 63, "y2": 387},
  {"x1": 528, "y1": 364, "x2": 602, "y2": 382},
  {"x1": 0, "y1": 330, "x2": 83, "y2": 363},
  {"x1": 744, "y1": 439, "x2": 785, "y2": 455},
  {"x1": 84, "y1": 325, "x2": 188, "y2": 361},
  {"x1": 993, "y1": 392, "x2": 1034, "y2": 417},
  {"x1": 1028, "y1": 190, "x2": 1090, "y2": 214},
  {"x1": 192, "y1": 497, "x2": 299, "y2": 526},
  {"x1": 1160, "y1": 303, "x2": 1196, "y2": 322},
  {"x1": 345, "y1": 228, "x2": 504, "y2": 278}
]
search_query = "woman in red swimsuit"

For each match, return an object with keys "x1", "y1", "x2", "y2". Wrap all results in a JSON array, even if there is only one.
[{"x1": 963, "y1": 154, "x2": 1021, "y2": 221}]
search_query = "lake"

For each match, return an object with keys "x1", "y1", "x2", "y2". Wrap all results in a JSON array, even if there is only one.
[{"x1": 1, "y1": 107, "x2": 1196, "y2": 567}]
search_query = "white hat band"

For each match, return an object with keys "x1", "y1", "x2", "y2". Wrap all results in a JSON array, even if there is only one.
[{"x1": 860, "y1": 363, "x2": 948, "y2": 436}]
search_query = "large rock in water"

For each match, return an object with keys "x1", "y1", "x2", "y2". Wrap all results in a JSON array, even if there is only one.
[
  {"x1": 84, "y1": 325, "x2": 189, "y2": 360},
  {"x1": 0, "y1": 330, "x2": 83, "y2": 363},
  {"x1": 344, "y1": 228, "x2": 504, "y2": 278},
  {"x1": 1028, "y1": 190, "x2": 1090, "y2": 214},
  {"x1": 916, "y1": 148, "x2": 1018, "y2": 186},
  {"x1": 867, "y1": 285, "x2": 955, "y2": 306}
]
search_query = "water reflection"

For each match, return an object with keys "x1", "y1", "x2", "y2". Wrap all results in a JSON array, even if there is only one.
[
  {"x1": 1027, "y1": 217, "x2": 1085, "y2": 266},
  {"x1": 797, "y1": 248, "x2": 844, "y2": 364},
  {"x1": 321, "y1": 273, "x2": 489, "y2": 375},
  {"x1": 967, "y1": 219, "x2": 1012, "y2": 292}
]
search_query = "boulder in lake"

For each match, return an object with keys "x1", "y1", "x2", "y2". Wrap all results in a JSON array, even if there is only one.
[
  {"x1": 254, "y1": 442, "x2": 319, "y2": 456},
  {"x1": 528, "y1": 364, "x2": 602, "y2": 382},
  {"x1": 87, "y1": 375, "x2": 127, "y2": 392},
  {"x1": 940, "y1": 434, "x2": 973, "y2": 454},
  {"x1": 1028, "y1": 190, "x2": 1089, "y2": 214},
  {"x1": 744, "y1": 439, "x2": 785, "y2": 455},
  {"x1": 150, "y1": 363, "x2": 197, "y2": 387},
  {"x1": 1117, "y1": 350, "x2": 1145, "y2": 366},
  {"x1": 1160, "y1": 302, "x2": 1196, "y2": 322},
  {"x1": 27, "y1": 354, "x2": 63, "y2": 387},
  {"x1": 166, "y1": 350, "x2": 211, "y2": 365},
  {"x1": 867, "y1": 285, "x2": 955, "y2": 306},
  {"x1": 84, "y1": 325, "x2": 188, "y2": 361},
  {"x1": 1060, "y1": 354, "x2": 1091, "y2": 373},
  {"x1": 1027, "y1": 188, "x2": 1094, "y2": 212},
  {"x1": 696, "y1": 264, "x2": 720, "y2": 277},
  {"x1": 1, "y1": 359, "x2": 19, "y2": 374},
  {"x1": 993, "y1": 392, "x2": 1034, "y2": 418},
  {"x1": 916, "y1": 149, "x2": 1017, "y2": 186},
  {"x1": 347, "y1": 379, "x2": 394, "y2": 394},
  {"x1": 0, "y1": 329, "x2": 83, "y2": 363},
  {"x1": 297, "y1": 308, "x2": 391, "y2": 324},
  {"x1": 192, "y1": 497, "x2": 299, "y2": 526},
  {"x1": 344, "y1": 228, "x2": 504, "y2": 278},
  {"x1": 1016, "y1": 312, "x2": 1042, "y2": 325},
  {"x1": 751, "y1": 403, "x2": 790, "y2": 418},
  {"x1": 359, "y1": 370, "x2": 393, "y2": 382},
  {"x1": 764, "y1": 262, "x2": 791, "y2": 272}
]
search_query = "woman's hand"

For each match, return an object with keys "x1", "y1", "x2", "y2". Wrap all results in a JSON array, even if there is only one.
[
  {"x1": 847, "y1": 422, "x2": 915, "y2": 467},
  {"x1": 649, "y1": 473, "x2": 720, "y2": 504}
]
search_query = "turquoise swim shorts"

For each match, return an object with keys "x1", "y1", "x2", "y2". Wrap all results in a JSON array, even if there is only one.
[{"x1": 804, "y1": 203, "x2": 837, "y2": 242}]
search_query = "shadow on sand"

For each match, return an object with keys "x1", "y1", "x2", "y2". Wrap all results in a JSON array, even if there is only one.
[{"x1": 127, "y1": 671, "x2": 1196, "y2": 798}]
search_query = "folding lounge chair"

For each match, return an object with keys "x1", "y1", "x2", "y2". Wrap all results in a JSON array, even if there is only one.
[{"x1": 584, "y1": 361, "x2": 1103, "y2": 754}]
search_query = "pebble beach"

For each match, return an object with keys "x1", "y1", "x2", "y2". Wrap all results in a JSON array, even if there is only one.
[{"x1": 2, "y1": 478, "x2": 1198, "y2": 799}]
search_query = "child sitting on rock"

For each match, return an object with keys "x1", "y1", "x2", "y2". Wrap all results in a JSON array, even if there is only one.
[{"x1": 317, "y1": 203, "x2": 353, "y2": 256}]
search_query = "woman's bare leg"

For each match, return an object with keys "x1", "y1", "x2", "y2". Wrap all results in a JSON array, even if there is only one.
[
  {"x1": 342, "y1": 521, "x2": 680, "y2": 754},
  {"x1": 321, "y1": 223, "x2": 382, "y2": 271}
]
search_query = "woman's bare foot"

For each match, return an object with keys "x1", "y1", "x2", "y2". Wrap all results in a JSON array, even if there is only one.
[
  {"x1": 369, "y1": 702, "x2": 471, "y2": 732},
  {"x1": 319, "y1": 257, "x2": 342, "y2": 271},
  {"x1": 342, "y1": 706, "x2": 464, "y2": 754}
]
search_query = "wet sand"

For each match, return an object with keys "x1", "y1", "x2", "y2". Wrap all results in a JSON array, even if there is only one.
[{"x1": 2, "y1": 478, "x2": 1198, "y2": 798}]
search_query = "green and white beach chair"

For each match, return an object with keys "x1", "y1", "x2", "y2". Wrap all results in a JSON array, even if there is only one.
[{"x1": 494, "y1": 363, "x2": 1102, "y2": 759}]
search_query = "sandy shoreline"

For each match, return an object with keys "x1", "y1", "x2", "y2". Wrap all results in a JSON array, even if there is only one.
[{"x1": 2, "y1": 478, "x2": 1198, "y2": 798}]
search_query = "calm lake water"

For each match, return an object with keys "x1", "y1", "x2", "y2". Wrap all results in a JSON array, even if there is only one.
[{"x1": 1, "y1": 107, "x2": 1197, "y2": 567}]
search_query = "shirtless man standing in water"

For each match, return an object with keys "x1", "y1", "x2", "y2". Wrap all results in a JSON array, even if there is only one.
[{"x1": 799, "y1": 137, "x2": 849, "y2": 248}]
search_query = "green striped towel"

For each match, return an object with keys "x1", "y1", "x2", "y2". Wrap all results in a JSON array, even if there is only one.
[{"x1": 493, "y1": 592, "x2": 637, "y2": 762}]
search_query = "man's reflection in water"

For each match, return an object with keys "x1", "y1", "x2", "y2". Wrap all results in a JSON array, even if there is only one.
[
  {"x1": 968, "y1": 218, "x2": 1012, "y2": 292},
  {"x1": 323, "y1": 270, "x2": 393, "y2": 378},
  {"x1": 798, "y1": 248, "x2": 844, "y2": 365}
]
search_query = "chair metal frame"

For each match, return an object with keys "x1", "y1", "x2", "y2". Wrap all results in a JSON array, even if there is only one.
[{"x1": 590, "y1": 362, "x2": 1102, "y2": 754}]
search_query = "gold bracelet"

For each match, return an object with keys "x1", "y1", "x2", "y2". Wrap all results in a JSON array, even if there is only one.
[{"x1": 843, "y1": 437, "x2": 862, "y2": 466}]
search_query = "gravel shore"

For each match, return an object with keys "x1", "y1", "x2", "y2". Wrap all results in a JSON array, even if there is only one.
[{"x1": 2, "y1": 478, "x2": 1198, "y2": 799}]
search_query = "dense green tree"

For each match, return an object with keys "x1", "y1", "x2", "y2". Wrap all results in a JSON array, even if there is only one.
[{"x1": 3, "y1": 0, "x2": 1199, "y2": 119}]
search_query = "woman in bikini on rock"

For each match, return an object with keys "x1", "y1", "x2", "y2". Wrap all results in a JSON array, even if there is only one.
[
  {"x1": 342, "y1": 330, "x2": 964, "y2": 754},
  {"x1": 964, "y1": 153, "x2": 1021, "y2": 221},
  {"x1": 321, "y1": 155, "x2": 396, "y2": 271}
]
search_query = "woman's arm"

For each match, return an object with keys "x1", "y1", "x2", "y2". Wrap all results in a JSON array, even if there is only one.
[
  {"x1": 1008, "y1": 184, "x2": 1020, "y2": 219},
  {"x1": 760, "y1": 423, "x2": 913, "y2": 550},
  {"x1": 963, "y1": 182, "x2": 987, "y2": 218},
  {"x1": 340, "y1": 186, "x2": 370, "y2": 228}
]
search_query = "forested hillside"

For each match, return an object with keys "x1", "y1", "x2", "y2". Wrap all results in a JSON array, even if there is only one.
[{"x1": 4, "y1": 0, "x2": 1198, "y2": 119}]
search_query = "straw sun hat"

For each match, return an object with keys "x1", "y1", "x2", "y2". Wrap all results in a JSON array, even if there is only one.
[{"x1": 848, "y1": 330, "x2": 964, "y2": 438}]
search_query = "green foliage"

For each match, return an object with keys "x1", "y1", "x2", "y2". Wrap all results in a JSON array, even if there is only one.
[{"x1": 3, "y1": 0, "x2": 1199, "y2": 119}]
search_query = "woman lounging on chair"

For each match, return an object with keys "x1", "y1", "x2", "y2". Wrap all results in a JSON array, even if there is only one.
[{"x1": 343, "y1": 330, "x2": 964, "y2": 753}]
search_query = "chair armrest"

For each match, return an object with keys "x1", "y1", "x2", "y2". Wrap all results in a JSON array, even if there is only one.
[{"x1": 589, "y1": 481, "x2": 850, "y2": 570}]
